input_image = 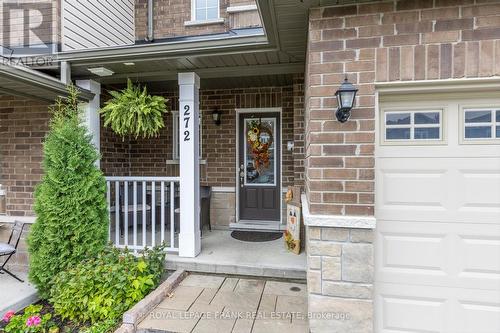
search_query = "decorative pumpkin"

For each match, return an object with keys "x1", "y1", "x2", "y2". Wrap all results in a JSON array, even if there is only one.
[{"x1": 100, "y1": 79, "x2": 168, "y2": 139}]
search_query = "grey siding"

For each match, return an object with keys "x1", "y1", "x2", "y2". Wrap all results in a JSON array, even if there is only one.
[{"x1": 62, "y1": 0, "x2": 134, "y2": 51}]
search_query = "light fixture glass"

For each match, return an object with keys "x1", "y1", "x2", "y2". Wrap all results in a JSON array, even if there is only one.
[
  {"x1": 334, "y1": 77, "x2": 358, "y2": 123},
  {"x1": 212, "y1": 108, "x2": 221, "y2": 126}
]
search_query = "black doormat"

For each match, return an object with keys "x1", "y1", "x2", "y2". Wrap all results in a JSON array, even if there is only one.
[{"x1": 231, "y1": 230, "x2": 283, "y2": 242}]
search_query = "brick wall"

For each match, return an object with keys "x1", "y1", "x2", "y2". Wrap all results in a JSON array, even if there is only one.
[
  {"x1": 0, "y1": 0, "x2": 59, "y2": 53},
  {"x1": 101, "y1": 80, "x2": 305, "y2": 227},
  {"x1": 0, "y1": 95, "x2": 50, "y2": 217},
  {"x1": 135, "y1": 0, "x2": 261, "y2": 41},
  {"x1": 305, "y1": 0, "x2": 500, "y2": 217},
  {"x1": 104, "y1": 83, "x2": 304, "y2": 188}
]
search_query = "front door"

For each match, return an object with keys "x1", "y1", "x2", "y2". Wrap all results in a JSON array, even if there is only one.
[{"x1": 238, "y1": 112, "x2": 281, "y2": 223}]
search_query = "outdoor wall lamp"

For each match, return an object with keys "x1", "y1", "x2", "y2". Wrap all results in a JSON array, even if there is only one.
[
  {"x1": 212, "y1": 108, "x2": 222, "y2": 126},
  {"x1": 334, "y1": 76, "x2": 358, "y2": 123}
]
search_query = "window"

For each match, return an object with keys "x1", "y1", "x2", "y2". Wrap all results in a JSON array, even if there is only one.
[
  {"x1": 193, "y1": 0, "x2": 219, "y2": 21},
  {"x1": 172, "y1": 111, "x2": 202, "y2": 159},
  {"x1": 463, "y1": 108, "x2": 500, "y2": 141},
  {"x1": 384, "y1": 110, "x2": 442, "y2": 142}
]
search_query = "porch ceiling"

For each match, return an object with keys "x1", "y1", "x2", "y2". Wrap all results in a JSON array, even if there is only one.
[
  {"x1": 0, "y1": 62, "x2": 93, "y2": 102},
  {"x1": 63, "y1": 0, "x2": 313, "y2": 84}
]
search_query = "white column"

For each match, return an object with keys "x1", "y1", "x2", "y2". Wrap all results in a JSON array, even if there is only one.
[
  {"x1": 178, "y1": 72, "x2": 201, "y2": 257},
  {"x1": 76, "y1": 80, "x2": 101, "y2": 167},
  {"x1": 60, "y1": 61, "x2": 71, "y2": 84}
]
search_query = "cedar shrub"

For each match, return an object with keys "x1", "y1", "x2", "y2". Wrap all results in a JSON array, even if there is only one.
[{"x1": 28, "y1": 85, "x2": 109, "y2": 298}]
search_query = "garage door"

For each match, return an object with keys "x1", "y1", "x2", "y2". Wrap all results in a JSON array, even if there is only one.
[{"x1": 375, "y1": 93, "x2": 500, "y2": 333}]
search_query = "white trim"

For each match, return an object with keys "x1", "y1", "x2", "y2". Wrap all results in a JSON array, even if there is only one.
[
  {"x1": 190, "y1": 0, "x2": 221, "y2": 22},
  {"x1": 376, "y1": 77, "x2": 500, "y2": 96},
  {"x1": 460, "y1": 106, "x2": 500, "y2": 144},
  {"x1": 212, "y1": 187, "x2": 235, "y2": 193},
  {"x1": 184, "y1": 18, "x2": 225, "y2": 26},
  {"x1": 0, "y1": 216, "x2": 36, "y2": 224},
  {"x1": 381, "y1": 108, "x2": 444, "y2": 145},
  {"x1": 226, "y1": 5, "x2": 258, "y2": 13},
  {"x1": 166, "y1": 159, "x2": 206, "y2": 165},
  {"x1": 230, "y1": 221, "x2": 286, "y2": 231},
  {"x1": 235, "y1": 108, "x2": 283, "y2": 229},
  {"x1": 301, "y1": 194, "x2": 376, "y2": 229}
]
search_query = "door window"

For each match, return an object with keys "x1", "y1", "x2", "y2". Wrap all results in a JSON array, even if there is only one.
[{"x1": 244, "y1": 118, "x2": 276, "y2": 185}]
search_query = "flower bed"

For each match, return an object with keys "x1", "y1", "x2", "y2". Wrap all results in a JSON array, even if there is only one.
[{"x1": 1, "y1": 246, "x2": 166, "y2": 333}]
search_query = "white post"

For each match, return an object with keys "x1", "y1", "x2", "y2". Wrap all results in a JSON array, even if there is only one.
[
  {"x1": 76, "y1": 80, "x2": 101, "y2": 167},
  {"x1": 178, "y1": 72, "x2": 201, "y2": 257}
]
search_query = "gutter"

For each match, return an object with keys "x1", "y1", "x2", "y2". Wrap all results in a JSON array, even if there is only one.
[
  {"x1": 146, "y1": 0, "x2": 154, "y2": 42},
  {"x1": 0, "y1": 62, "x2": 94, "y2": 101},
  {"x1": 55, "y1": 33, "x2": 271, "y2": 65}
]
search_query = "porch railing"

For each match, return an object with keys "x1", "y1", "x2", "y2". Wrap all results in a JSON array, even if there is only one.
[{"x1": 105, "y1": 176, "x2": 180, "y2": 253}]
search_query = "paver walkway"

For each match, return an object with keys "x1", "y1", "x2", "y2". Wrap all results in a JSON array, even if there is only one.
[{"x1": 138, "y1": 274, "x2": 308, "y2": 333}]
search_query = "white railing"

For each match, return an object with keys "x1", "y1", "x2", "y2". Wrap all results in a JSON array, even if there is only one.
[{"x1": 105, "y1": 176, "x2": 180, "y2": 253}]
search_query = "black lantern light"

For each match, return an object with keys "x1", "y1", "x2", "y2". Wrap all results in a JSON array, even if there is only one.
[
  {"x1": 334, "y1": 76, "x2": 358, "y2": 123},
  {"x1": 212, "y1": 108, "x2": 222, "y2": 126}
]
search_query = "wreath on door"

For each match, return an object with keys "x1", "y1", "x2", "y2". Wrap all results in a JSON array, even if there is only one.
[{"x1": 246, "y1": 120, "x2": 274, "y2": 171}]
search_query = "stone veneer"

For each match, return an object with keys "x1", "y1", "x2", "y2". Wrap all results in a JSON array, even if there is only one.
[{"x1": 303, "y1": 195, "x2": 375, "y2": 333}]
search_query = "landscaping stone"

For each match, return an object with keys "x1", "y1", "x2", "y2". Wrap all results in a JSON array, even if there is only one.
[
  {"x1": 122, "y1": 269, "x2": 188, "y2": 326},
  {"x1": 136, "y1": 274, "x2": 308, "y2": 333},
  {"x1": 321, "y1": 256, "x2": 341, "y2": 280},
  {"x1": 341, "y1": 243, "x2": 373, "y2": 283}
]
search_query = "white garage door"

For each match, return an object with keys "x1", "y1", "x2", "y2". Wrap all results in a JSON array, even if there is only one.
[{"x1": 375, "y1": 93, "x2": 500, "y2": 333}]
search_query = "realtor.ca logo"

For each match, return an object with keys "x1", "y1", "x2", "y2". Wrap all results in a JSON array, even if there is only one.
[{"x1": 1, "y1": 0, "x2": 56, "y2": 67}]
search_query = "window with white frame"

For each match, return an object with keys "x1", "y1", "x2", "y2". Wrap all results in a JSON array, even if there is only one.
[
  {"x1": 192, "y1": 0, "x2": 219, "y2": 21},
  {"x1": 383, "y1": 110, "x2": 442, "y2": 142},
  {"x1": 172, "y1": 111, "x2": 202, "y2": 159},
  {"x1": 463, "y1": 108, "x2": 500, "y2": 141}
]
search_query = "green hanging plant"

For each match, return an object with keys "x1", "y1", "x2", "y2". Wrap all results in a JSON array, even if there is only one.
[{"x1": 100, "y1": 79, "x2": 168, "y2": 139}]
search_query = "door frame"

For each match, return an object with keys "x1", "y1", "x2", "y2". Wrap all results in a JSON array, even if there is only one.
[{"x1": 233, "y1": 107, "x2": 283, "y2": 230}]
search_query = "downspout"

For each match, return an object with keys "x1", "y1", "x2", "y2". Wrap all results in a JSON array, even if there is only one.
[{"x1": 145, "y1": 0, "x2": 154, "y2": 42}]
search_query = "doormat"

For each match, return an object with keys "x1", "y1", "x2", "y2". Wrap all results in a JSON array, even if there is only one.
[{"x1": 231, "y1": 230, "x2": 283, "y2": 242}]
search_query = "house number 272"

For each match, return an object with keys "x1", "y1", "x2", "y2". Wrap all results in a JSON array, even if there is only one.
[{"x1": 183, "y1": 104, "x2": 190, "y2": 141}]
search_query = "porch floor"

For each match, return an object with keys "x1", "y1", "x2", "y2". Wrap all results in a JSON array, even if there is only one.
[
  {"x1": 0, "y1": 271, "x2": 38, "y2": 318},
  {"x1": 165, "y1": 230, "x2": 306, "y2": 280},
  {"x1": 137, "y1": 273, "x2": 308, "y2": 333}
]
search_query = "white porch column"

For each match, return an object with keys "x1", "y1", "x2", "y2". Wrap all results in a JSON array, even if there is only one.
[
  {"x1": 178, "y1": 72, "x2": 201, "y2": 257},
  {"x1": 76, "y1": 80, "x2": 101, "y2": 167}
]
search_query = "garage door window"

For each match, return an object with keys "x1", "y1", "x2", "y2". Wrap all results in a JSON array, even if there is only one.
[
  {"x1": 384, "y1": 110, "x2": 441, "y2": 142},
  {"x1": 463, "y1": 109, "x2": 500, "y2": 140}
]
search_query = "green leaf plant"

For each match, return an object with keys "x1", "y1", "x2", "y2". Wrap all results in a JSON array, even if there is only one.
[
  {"x1": 100, "y1": 79, "x2": 168, "y2": 139},
  {"x1": 28, "y1": 85, "x2": 109, "y2": 299}
]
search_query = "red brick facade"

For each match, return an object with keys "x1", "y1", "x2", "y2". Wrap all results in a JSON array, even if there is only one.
[
  {"x1": 135, "y1": 0, "x2": 261, "y2": 41},
  {"x1": 305, "y1": 0, "x2": 500, "y2": 216},
  {"x1": 0, "y1": 95, "x2": 50, "y2": 216},
  {"x1": 102, "y1": 78, "x2": 305, "y2": 189}
]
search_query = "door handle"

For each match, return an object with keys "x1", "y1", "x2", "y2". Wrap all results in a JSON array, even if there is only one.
[{"x1": 239, "y1": 164, "x2": 244, "y2": 187}]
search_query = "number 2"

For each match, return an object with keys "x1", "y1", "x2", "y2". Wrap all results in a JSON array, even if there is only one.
[{"x1": 184, "y1": 130, "x2": 190, "y2": 141}]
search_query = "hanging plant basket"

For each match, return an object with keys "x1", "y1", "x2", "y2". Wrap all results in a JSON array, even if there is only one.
[{"x1": 100, "y1": 79, "x2": 169, "y2": 139}]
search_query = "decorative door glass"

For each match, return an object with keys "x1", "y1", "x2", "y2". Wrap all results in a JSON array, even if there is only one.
[{"x1": 244, "y1": 118, "x2": 276, "y2": 185}]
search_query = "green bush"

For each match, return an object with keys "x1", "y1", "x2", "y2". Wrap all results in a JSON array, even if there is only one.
[
  {"x1": 49, "y1": 246, "x2": 165, "y2": 324},
  {"x1": 28, "y1": 86, "x2": 109, "y2": 298}
]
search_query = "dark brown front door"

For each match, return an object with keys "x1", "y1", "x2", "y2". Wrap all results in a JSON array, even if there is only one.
[{"x1": 238, "y1": 112, "x2": 281, "y2": 221}]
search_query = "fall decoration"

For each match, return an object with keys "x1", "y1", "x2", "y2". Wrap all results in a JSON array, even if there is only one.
[{"x1": 246, "y1": 120, "x2": 274, "y2": 171}]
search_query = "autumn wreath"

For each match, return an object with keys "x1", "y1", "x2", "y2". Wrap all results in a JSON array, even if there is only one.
[{"x1": 246, "y1": 120, "x2": 274, "y2": 171}]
